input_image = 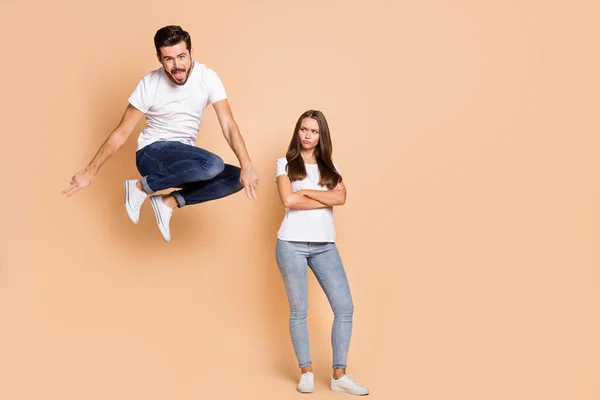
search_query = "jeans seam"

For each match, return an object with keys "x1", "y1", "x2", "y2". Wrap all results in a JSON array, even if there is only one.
[{"x1": 165, "y1": 163, "x2": 222, "y2": 180}]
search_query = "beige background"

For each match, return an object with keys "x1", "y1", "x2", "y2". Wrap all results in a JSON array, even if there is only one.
[{"x1": 1, "y1": 0, "x2": 599, "y2": 399}]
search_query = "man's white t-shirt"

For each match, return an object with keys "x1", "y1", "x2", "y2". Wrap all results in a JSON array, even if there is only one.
[
  {"x1": 128, "y1": 61, "x2": 227, "y2": 151},
  {"x1": 276, "y1": 157, "x2": 341, "y2": 243}
]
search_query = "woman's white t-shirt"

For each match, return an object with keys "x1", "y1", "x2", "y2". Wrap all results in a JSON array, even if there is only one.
[{"x1": 276, "y1": 157, "x2": 340, "y2": 243}]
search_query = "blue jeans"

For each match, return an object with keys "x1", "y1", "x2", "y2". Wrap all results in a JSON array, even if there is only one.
[
  {"x1": 275, "y1": 239, "x2": 354, "y2": 369},
  {"x1": 136, "y1": 141, "x2": 243, "y2": 207}
]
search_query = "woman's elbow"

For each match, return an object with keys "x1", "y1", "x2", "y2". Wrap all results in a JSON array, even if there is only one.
[{"x1": 282, "y1": 196, "x2": 294, "y2": 208}]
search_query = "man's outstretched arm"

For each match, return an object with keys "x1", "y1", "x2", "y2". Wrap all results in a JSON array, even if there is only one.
[
  {"x1": 62, "y1": 104, "x2": 144, "y2": 197},
  {"x1": 213, "y1": 99, "x2": 259, "y2": 200}
]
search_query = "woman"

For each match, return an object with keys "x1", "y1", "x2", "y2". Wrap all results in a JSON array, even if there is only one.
[{"x1": 275, "y1": 110, "x2": 369, "y2": 396}]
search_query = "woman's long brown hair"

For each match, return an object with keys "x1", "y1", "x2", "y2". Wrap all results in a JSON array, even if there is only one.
[{"x1": 285, "y1": 110, "x2": 342, "y2": 189}]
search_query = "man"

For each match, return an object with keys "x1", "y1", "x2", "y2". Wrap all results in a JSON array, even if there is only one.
[{"x1": 63, "y1": 25, "x2": 259, "y2": 242}]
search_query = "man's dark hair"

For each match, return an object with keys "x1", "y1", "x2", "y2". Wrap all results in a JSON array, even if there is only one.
[{"x1": 154, "y1": 25, "x2": 192, "y2": 56}]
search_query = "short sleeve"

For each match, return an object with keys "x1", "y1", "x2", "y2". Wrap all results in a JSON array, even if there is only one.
[
  {"x1": 128, "y1": 75, "x2": 151, "y2": 113},
  {"x1": 276, "y1": 158, "x2": 288, "y2": 177},
  {"x1": 206, "y1": 69, "x2": 227, "y2": 104},
  {"x1": 275, "y1": 158, "x2": 288, "y2": 181}
]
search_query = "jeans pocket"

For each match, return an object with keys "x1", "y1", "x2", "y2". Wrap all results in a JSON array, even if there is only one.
[{"x1": 137, "y1": 152, "x2": 163, "y2": 176}]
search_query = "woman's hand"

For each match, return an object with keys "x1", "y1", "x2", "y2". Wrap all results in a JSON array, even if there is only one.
[{"x1": 334, "y1": 181, "x2": 346, "y2": 191}]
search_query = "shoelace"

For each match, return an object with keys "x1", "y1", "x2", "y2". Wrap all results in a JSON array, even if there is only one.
[
  {"x1": 134, "y1": 195, "x2": 146, "y2": 207},
  {"x1": 299, "y1": 375, "x2": 312, "y2": 386},
  {"x1": 131, "y1": 187, "x2": 146, "y2": 206},
  {"x1": 156, "y1": 199, "x2": 172, "y2": 215},
  {"x1": 341, "y1": 375, "x2": 361, "y2": 388}
]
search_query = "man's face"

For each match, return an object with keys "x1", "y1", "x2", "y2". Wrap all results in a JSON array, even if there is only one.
[{"x1": 157, "y1": 40, "x2": 193, "y2": 85}]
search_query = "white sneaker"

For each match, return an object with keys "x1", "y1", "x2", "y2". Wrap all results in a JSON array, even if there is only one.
[
  {"x1": 149, "y1": 195, "x2": 173, "y2": 242},
  {"x1": 330, "y1": 375, "x2": 369, "y2": 396},
  {"x1": 297, "y1": 371, "x2": 314, "y2": 393},
  {"x1": 124, "y1": 180, "x2": 147, "y2": 224}
]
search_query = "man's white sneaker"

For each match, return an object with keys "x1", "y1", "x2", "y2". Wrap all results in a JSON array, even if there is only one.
[
  {"x1": 297, "y1": 371, "x2": 314, "y2": 393},
  {"x1": 124, "y1": 180, "x2": 147, "y2": 224},
  {"x1": 330, "y1": 375, "x2": 369, "y2": 396},
  {"x1": 149, "y1": 195, "x2": 173, "y2": 242}
]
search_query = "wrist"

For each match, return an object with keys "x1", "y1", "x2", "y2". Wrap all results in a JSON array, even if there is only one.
[
  {"x1": 85, "y1": 165, "x2": 98, "y2": 176},
  {"x1": 240, "y1": 159, "x2": 253, "y2": 170}
]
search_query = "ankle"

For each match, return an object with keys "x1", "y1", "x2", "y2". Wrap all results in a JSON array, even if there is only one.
[
  {"x1": 332, "y1": 368, "x2": 346, "y2": 379},
  {"x1": 301, "y1": 366, "x2": 313, "y2": 374},
  {"x1": 135, "y1": 180, "x2": 147, "y2": 195},
  {"x1": 162, "y1": 195, "x2": 178, "y2": 209}
]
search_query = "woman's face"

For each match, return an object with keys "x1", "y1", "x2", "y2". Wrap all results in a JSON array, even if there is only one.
[{"x1": 298, "y1": 117, "x2": 320, "y2": 151}]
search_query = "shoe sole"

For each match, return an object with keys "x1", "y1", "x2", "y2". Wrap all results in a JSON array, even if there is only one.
[
  {"x1": 124, "y1": 181, "x2": 139, "y2": 224},
  {"x1": 330, "y1": 386, "x2": 369, "y2": 396},
  {"x1": 150, "y1": 197, "x2": 171, "y2": 242},
  {"x1": 297, "y1": 387, "x2": 314, "y2": 394}
]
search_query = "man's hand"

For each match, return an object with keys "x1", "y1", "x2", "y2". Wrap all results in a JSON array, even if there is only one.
[
  {"x1": 240, "y1": 165, "x2": 259, "y2": 200},
  {"x1": 61, "y1": 104, "x2": 142, "y2": 198},
  {"x1": 62, "y1": 168, "x2": 95, "y2": 197},
  {"x1": 212, "y1": 100, "x2": 258, "y2": 200}
]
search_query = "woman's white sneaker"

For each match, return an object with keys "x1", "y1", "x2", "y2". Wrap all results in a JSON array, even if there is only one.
[
  {"x1": 297, "y1": 371, "x2": 315, "y2": 393},
  {"x1": 330, "y1": 375, "x2": 369, "y2": 396}
]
